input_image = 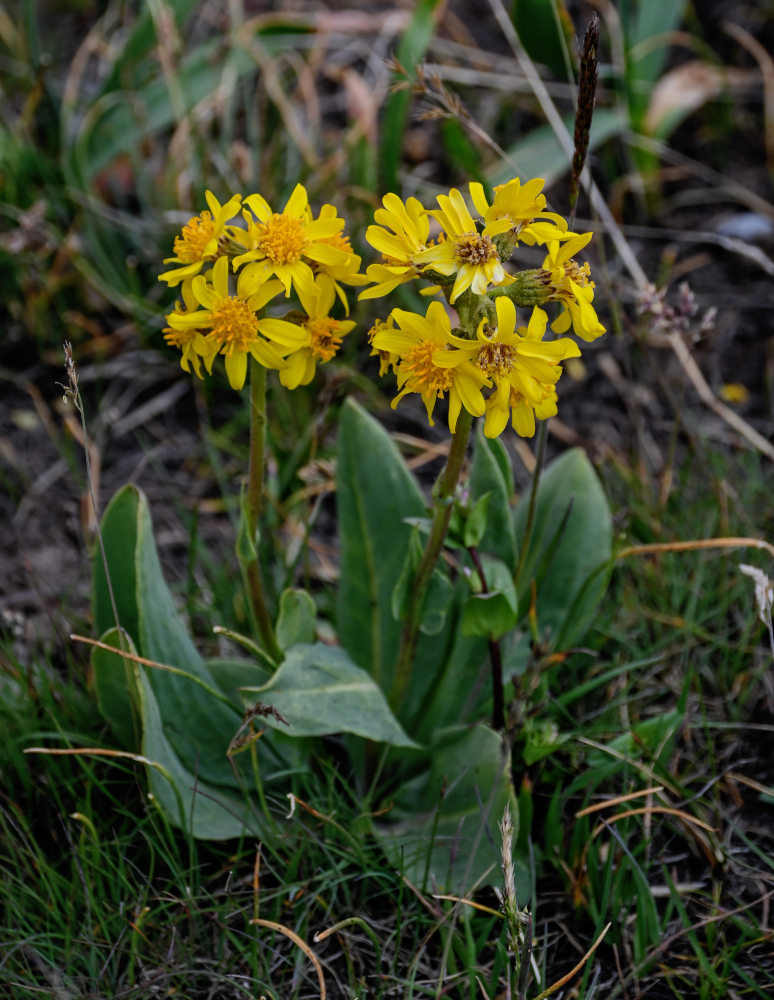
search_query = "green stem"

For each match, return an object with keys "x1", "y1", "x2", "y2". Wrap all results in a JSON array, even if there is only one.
[
  {"x1": 389, "y1": 408, "x2": 474, "y2": 712},
  {"x1": 245, "y1": 358, "x2": 282, "y2": 664}
]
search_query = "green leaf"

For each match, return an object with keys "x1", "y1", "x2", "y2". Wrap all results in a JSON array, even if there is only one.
[
  {"x1": 512, "y1": 0, "x2": 573, "y2": 79},
  {"x1": 90, "y1": 627, "x2": 139, "y2": 749},
  {"x1": 241, "y1": 643, "x2": 417, "y2": 747},
  {"x1": 379, "y1": 0, "x2": 444, "y2": 193},
  {"x1": 420, "y1": 569, "x2": 454, "y2": 636},
  {"x1": 513, "y1": 449, "x2": 612, "y2": 649},
  {"x1": 462, "y1": 492, "x2": 492, "y2": 550},
  {"x1": 93, "y1": 485, "x2": 140, "y2": 642},
  {"x1": 132, "y1": 661, "x2": 263, "y2": 841},
  {"x1": 206, "y1": 657, "x2": 274, "y2": 706},
  {"x1": 235, "y1": 492, "x2": 258, "y2": 565},
  {"x1": 490, "y1": 108, "x2": 626, "y2": 189},
  {"x1": 462, "y1": 555, "x2": 518, "y2": 640},
  {"x1": 93, "y1": 485, "x2": 245, "y2": 789},
  {"x1": 469, "y1": 426, "x2": 516, "y2": 570},
  {"x1": 440, "y1": 118, "x2": 483, "y2": 183},
  {"x1": 374, "y1": 725, "x2": 516, "y2": 892},
  {"x1": 336, "y1": 399, "x2": 426, "y2": 695},
  {"x1": 520, "y1": 719, "x2": 569, "y2": 766},
  {"x1": 276, "y1": 589, "x2": 316, "y2": 651},
  {"x1": 391, "y1": 525, "x2": 424, "y2": 622}
]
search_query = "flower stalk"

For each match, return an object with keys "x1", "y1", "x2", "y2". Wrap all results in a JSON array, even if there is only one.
[{"x1": 244, "y1": 357, "x2": 282, "y2": 664}]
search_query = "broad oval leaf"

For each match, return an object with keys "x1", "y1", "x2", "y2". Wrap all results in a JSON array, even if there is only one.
[
  {"x1": 373, "y1": 725, "x2": 516, "y2": 892},
  {"x1": 513, "y1": 448, "x2": 612, "y2": 649},
  {"x1": 241, "y1": 642, "x2": 417, "y2": 747},
  {"x1": 336, "y1": 398, "x2": 426, "y2": 694},
  {"x1": 90, "y1": 627, "x2": 139, "y2": 749},
  {"x1": 93, "y1": 484, "x2": 245, "y2": 788}
]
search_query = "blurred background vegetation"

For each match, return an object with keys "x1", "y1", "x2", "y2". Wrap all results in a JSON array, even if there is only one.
[{"x1": 2, "y1": 1, "x2": 774, "y2": 997}]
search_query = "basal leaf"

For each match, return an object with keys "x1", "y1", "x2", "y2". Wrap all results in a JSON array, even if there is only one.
[
  {"x1": 513, "y1": 449, "x2": 612, "y2": 649},
  {"x1": 133, "y1": 662, "x2": 263, "y2": 841},
  {"x1": 374, "y1": 725, "x2": 516, "y2": 892},
  {"x1": 241, "y1": 643, "x2": 417, "y2": 748},
  {"x1": 336, "y1": 398, "x2": 426, "y2": 695},
  {"x1": 90, "y1": 627, "x2": 139, "y2": 749},
  {"x1": 469, "y1": 426, "x2": 517, "y2": 570},
  {"x1": 94, "y1": 484, "x2": 245, "y2": 789}
]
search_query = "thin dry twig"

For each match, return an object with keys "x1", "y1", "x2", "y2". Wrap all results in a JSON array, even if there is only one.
[
  {"x1": 250, "y1": 918, "x2": 327, "y2": 1000},
  {"x1": 617, "y1": 536, "x2": 774, "y2": 561}
]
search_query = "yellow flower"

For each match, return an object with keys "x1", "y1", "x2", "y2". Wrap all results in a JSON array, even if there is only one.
[
  {"x1": 367, "y1": 315, "x2": 399, "y2": 377},
  {"x1": 360, "y1": 193, "x2": 430, "y2": 300},
  {"x1": 412, "y1": 188, "x2": 507, "y2": 303},
  {"x1": 439, "y1": 298, "x2": 579, "y2": 437},
  {"x1": 485, "y1": 380, "x2": 560, "y2": 439},
  {"x1": 279, "y1": 276, "x2": 356, "y2": 390},
  {"x1": 371, "y1": 300, "x2": 490, "y2": 431},
  {"x1": 165, "y1": 257, "x2": 307, "y2": 390},
  {"x1": 476, "y1": 297, "x2": 580, "y2": 437},
  {"x1": 234, "y1": 184, "x2": 346, "y2": 298},
  {"x1": 469, "y1": 177, "x2": 569, "y2": 245},
  {"x1": 541, "y1": 233, "x2": 606, "y2": 341},
  {"x1": 306, "y1": 203, "x2": 367, "y2": 314},
  {"x1": 159, "y1": 191, "x2": 242, "y2": 287},
  {"x1": 162, "y1": 280, "x2": 213, "y2": 378}
]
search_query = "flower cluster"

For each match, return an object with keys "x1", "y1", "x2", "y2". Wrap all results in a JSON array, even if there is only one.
[
  {"x1": 158, "y1": 176, "x2": 605, "y2": 438},
  {"x1": 363, "y1": 177, "x2": 605, "y2": 437},
  {"x1": 159, "y1": 187, "x2": 362, "y2": 390}
]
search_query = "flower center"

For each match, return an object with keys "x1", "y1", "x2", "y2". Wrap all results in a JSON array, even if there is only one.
[
  {"x1": 163, "y1": 326, "x2": 191, "y2": 349},
  {"x1": 174, "y1": 211, "x2": 217, "y2": 262},
  {"x1": 476, "y1": 341, "x2": 517, "y2": 377},
  {"x1": 208, "y1": 297, "x2": 259, "y2": 355},
  {"x1": 564, "y1": 259, "x2": 594, "y2": 288},
  {"x1": 322, "y1": 232, "x2": 353, "y2": 255},
  {"x1": 258, "y1": 214, "x2": 309, "y2": 264},
  {"x1": 402, "y1": 341, "x2": 453, "y2": 395},
  {"x1": 453, "y1": 231, "x2": 498, "y2": 266},
  {"x1": 307, "y1": 318, "x2": 344, "y2": 362}
]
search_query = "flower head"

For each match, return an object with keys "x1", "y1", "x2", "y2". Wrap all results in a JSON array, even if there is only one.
[
  {"x1": 412, "y1": 188, "x2": 507, "y2": 303},
  {"x1": 367, "y1": 315, "x2": 400, "y2": 377},
  {"x1": 470, "y1": 177, "x2": 569, "y2": 245},
  {"x1": 371, "y1": 300, "x2": 490, "y2": 431},
  {"x1": 159, "y1": 191, "x2": 243, "y2": 287},
  {"x1": 306, "y1": 203, "x2": 366, "y2": 313},
  {"x1": 165, "y1": 256, "x2": 307, "y2": 390},
  {"x1": 541, "y1": 233, "x2": 605, "y2": 341},
  {"x1": 279, "y1": 275, "x2": 356, "y2": 389},
  {"x1": 360, "y1": 193, "x2": 431, "y2": 300},
  {"x1": 440, "y1": 298, "x2": 580, "y2": 437},
  {"x1": 162, "y1": 280, "x2": 214, "y2": 378},
  {"x1": 234, "y1": 184, "x2": 346, "y2": 298}
]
